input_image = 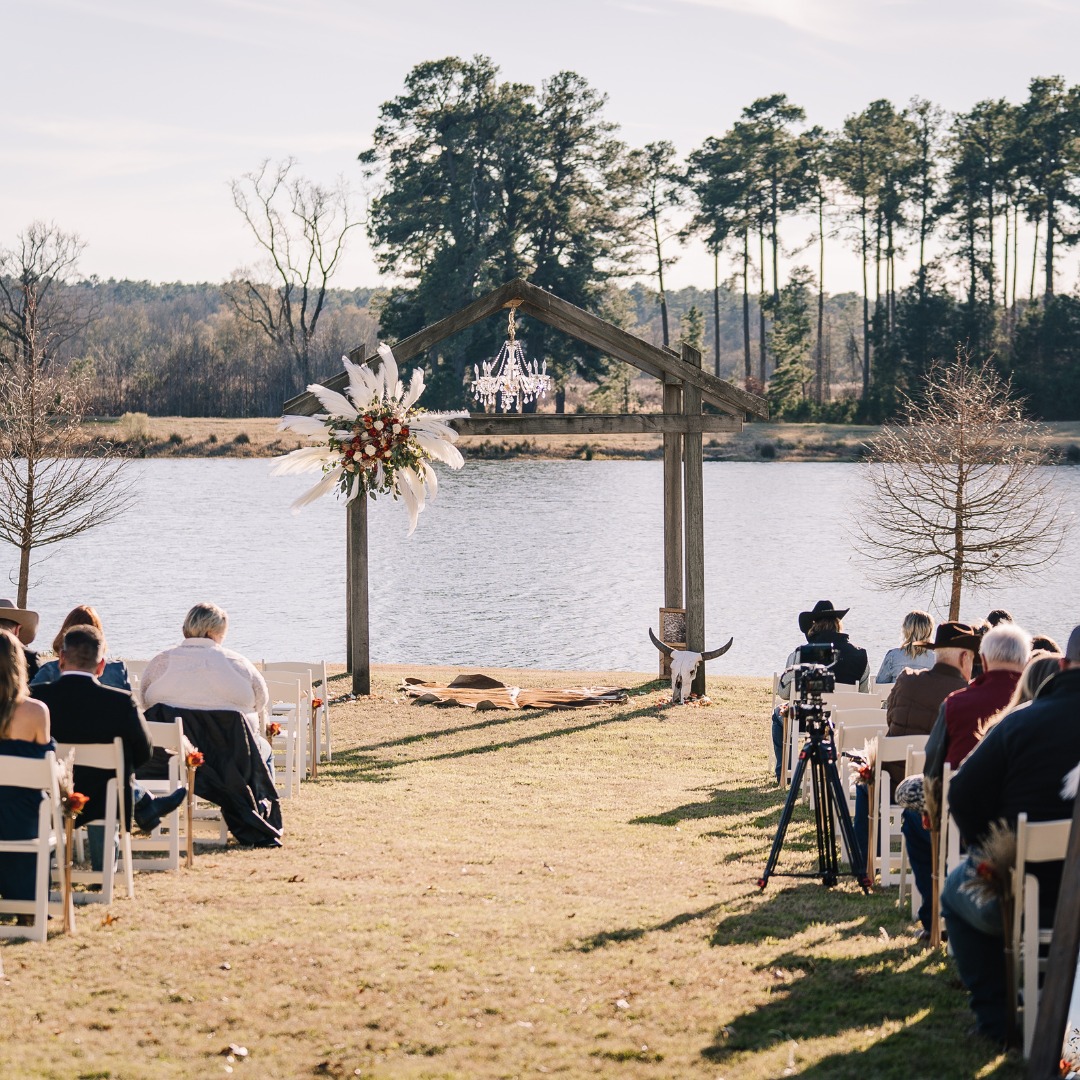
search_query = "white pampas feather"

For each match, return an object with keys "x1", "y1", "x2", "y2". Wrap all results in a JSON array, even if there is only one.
[
  {"x1": 291, "y1": 469, "x2": 343, "y2": 512},
  {"x1": 279, "y1": 414, "x2": 329, "y2": 436},
  {"x1": 1063, "y1": 763, "x2": 1080, "y2": 801},
  {"x1": 343, "y1": 357, "x2": 379, "y2": 407},
  {"x1": 420, "y1": 460, "x2": 438, "y2": 499},
  {"x1": 395, "y1": 467, "x2": 422, "y2": 534},
  {"x1": 403, "y1": 367, "x2": 425, "y2": 409},
  {"x1": 271, "y1": 446, "x2": 335, "y2": 475},
  {"x1": 308, "y1": 383, "x2": 358, "y2": 419},
  {"x1": 413, "y1": 432, "x2": 464, "y2": 468},
  {"x1": 376, "y1": 343, "x2": 399, "y2": 400}
]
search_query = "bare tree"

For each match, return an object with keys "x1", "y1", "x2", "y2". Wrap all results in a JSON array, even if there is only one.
[
  {"x1": 0, "y1": 221, "x2": 94, "y2": 370},
  {"x1": 854, "y1": 350, "x2": 1066, "y2": 619},
  {"x1": 227, "y1": 158, "x2": 360, "y2": 386},
  {"x1": 0, "y1": 293, "x2": 133, "y2": 606}
]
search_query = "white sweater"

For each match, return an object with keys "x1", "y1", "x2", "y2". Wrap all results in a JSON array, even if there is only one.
[{"x1": 141, "y1": 638, "x2": 269, "y2": 732}]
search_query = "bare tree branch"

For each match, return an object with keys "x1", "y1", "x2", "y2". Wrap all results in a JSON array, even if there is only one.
[{"x1": 853, "y1": 349, "x2": 1068, "y2": 619}]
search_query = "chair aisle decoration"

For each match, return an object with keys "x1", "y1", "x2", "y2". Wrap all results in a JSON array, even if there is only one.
[{"x1": 272, "y1": 344, "x2": 467, "y2": 534}]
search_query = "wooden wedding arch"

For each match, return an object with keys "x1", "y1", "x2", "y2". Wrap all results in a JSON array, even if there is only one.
[{"x1": 283, "y1": 278, "x2": 769, "y2": 696}]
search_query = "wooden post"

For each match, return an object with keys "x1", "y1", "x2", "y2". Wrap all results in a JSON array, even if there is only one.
[
  {"x1": 663, "y1": 377, "x2": 683, "y2": 611},
  {"x1": 1028, "y1": 794, "x2": 1080, "y2": 1078},
  {"x1": 346, "y1": 495, "x2": 370, "y2": 696},
  {"x1": 681, "y1": 343, "x2": 706, "y2": 697}
]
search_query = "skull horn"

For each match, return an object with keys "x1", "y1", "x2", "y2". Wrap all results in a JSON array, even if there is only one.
[
  {"x1": 648, "y1": 627, "x2": 674, "y2": 657},
  {"x1": 700, "y1": 637, "x2": 734, "y2": 662}
]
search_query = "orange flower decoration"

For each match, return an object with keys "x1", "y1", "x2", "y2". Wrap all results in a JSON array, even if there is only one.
[
  {"x1": 311, "y1": 698, "x2": 324, "y2": 710},
  {"x1": 267, "y1": 722, "x2": 282, "y2": 739},
  {"x1": 64, "y1": 791, "x2": 89, "y2": 816},
  {"x1": 186, "y1": 751, "x2": 205, "y2": 769}
]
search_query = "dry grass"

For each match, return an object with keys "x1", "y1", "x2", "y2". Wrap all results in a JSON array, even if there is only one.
[{"x1": 0, "y1": 668, "x2": 1022, "y2": 1079}]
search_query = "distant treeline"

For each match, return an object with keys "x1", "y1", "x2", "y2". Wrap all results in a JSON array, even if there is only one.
[{"x1": 36, "y1": 278, "x2": 875, "y2": 418}]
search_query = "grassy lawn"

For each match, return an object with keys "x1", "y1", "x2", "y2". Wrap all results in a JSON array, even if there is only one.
[{"x1": 0, "y1": 667, "x2": 1022, "y2": 1079}]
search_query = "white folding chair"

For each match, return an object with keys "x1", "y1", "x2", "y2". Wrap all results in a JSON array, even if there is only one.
[
  {"x1": 830, "y1": 706, "x2": 887, "y2": 729},
  {"x1": 1012, "y1": 812, "x2": 1072, "y2": 1058},
  {"x1": 824, "y1": 690, "x2": 877, "y2": 712},
  {"x1": 835, "y1": 719, "x2": 887, "y2": 815},
  {"x1": 264, "y1": 661, "x2": 332, "y2": 764},
  {"x1": 898, "y1": 746, "x2": 926, "y2": 914},
  {"x1": 55, "y1": 738, "x2": 134, "y2": 904},
  {"x1": 119, "y1": 659, "x2": 150, "y2": 706},
  {"x1": 265, "y1": 674, "x2": 304, "y2": 797},
  {"x1": 130, "y1": 719, "x2": 184, "y2": 871},
  {"x1": 874, "y1": 734, "x2": 929, "y2": 888},
  {"x1": 0, "y1": 751, "x2": 65, "y2": 942}
]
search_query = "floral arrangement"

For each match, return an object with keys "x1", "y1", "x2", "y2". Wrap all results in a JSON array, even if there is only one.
[{"x1": 272, "y1": 344, "x2": 467, "y2": 534}]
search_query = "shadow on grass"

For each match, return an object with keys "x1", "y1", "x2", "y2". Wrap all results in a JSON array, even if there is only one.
[
  {"x1": 328, "y1": 695, "x2": 672, "y2": 783},
  {"x1": 700, "y1": 944, "x2": 1019, "y2": 1078},
  {"x1": 572, "y1": 900, "x2": 727, "y2": 953},
  {"x1": 631, "y1": 781, "x2": 781, "y2": 826},
  {"x1": 709, "y1": 882, "x2": 906, "y2": 947}
]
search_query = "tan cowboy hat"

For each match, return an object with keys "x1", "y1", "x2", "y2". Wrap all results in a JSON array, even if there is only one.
[{"x1": 0, "y1": 599, "x2": 39, "y2": 644}]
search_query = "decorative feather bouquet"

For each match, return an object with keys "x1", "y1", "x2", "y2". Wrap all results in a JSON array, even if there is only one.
[{"x1": 273, "y1": 344, "x2": 468, "y2": 534}]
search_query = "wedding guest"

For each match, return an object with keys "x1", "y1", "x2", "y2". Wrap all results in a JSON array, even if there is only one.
[
  {"x1": 31, "y1": 605, "x2": 131, "y2": 690},
  {"x1": 876, "y1": 610, "x2": 935, "y2": 684},
  {"x1": 0, "y1": 599, "x2": 41, "y2": 682},
  {"x1": 0, "y1": 630, "x2": 53, "y2": 907},
  {"x1": 141, "y1": 603, "x2": 271, "y2": 761}
]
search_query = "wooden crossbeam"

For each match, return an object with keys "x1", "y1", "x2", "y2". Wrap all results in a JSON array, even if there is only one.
[{"x1": 283, "y1": 277, "x2": 768, "y2": 420}]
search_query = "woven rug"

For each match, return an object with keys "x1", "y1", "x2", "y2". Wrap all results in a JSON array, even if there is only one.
[{"x1": 400, "y1": 673, "x2": 629, "y2": 711}]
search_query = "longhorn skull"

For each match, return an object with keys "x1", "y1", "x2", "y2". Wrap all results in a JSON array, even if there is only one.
[{"x1": 649, "y1": 627, "x2": 733, "y2": 704}]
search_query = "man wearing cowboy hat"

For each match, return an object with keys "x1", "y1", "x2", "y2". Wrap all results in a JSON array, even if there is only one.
[
  {"x1": 0, "y1": 599, "x2": 40, "y2": 681},
  {"x1": 771, "y1": 600, "x2": 870, "y2": 782},
  {"x1": 885, "y1": 621, "x2": 980, "y2": 938}
]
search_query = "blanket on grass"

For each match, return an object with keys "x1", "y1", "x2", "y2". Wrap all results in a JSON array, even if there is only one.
[{"x1": 401, "y1": 673, "x2": 628, "y2": 711}]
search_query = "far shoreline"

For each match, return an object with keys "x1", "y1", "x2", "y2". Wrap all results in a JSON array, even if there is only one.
[{"x1": 81, "y1": 415, "x2": 1080, "y2": 464}]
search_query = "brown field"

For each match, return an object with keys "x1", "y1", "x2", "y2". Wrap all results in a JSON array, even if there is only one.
[
  {"x1": 79, "y1": 415, "x2": 1080, "y2": 464},
  {"x1": 0, "y1": 666, "x2": 1022, "y2": 1079}
]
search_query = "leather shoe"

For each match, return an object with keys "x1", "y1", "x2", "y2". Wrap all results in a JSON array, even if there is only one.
[{"x1": 133, "y1": 787, "x2": 188, "y2": 833}]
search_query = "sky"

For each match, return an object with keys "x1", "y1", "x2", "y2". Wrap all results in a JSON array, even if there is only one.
[{"x1": 5, "y1": 0, "x2": 1080, "y2": 295}]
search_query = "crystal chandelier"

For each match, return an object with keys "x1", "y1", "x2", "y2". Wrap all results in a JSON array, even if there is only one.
[{"x1": 471, "y1": 302, "x2": 552, "y2": 412}]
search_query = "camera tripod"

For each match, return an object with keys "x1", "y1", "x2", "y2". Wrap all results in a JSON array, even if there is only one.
[{"x1": 758, "y1": 708, "x2": 872, "y2": 892}]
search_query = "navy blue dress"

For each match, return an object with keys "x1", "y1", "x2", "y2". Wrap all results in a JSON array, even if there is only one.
[{"x1": 0, "y1": 738, "x2": 54, "y2": 901}]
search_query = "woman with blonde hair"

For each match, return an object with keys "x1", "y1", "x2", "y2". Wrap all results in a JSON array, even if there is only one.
[
  {"x1": 30, "y1": 605, "x2": 131, "y2": 690},
  {"x1": 876, "y1": 610, "x2": 935, "y2": 683},
  {"x1": 0, "y1": 629, "x2": 53, "y2": 903}
]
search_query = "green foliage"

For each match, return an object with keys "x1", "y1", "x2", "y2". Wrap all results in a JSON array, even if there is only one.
[
  {"x1": 679, "y1": 304, "x2": 705, "y2": 352},
  {"x1": 766, "y1": 268, "x2": 814, "y2": 417}
]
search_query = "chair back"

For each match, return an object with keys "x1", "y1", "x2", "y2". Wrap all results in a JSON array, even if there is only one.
[
  {"x1": 54, "y1": 738, "x2": 134, "y2": 903},
  {"x1": 132, "y1": 718, "x2": 185, "y2": 870}
]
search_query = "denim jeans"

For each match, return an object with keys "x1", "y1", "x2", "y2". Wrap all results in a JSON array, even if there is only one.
[
  {"x1": 940, "y1": 857, "x2": 1007, "y2": 1039},
  {"x1": 901, "y1": 809, "x2": 933, "y2": 930},
  {"x1": 85, "y1": 823, "x2": 118, "y2": 875},
  {"x1": 853, "y1": 784, "x2": 871, "y2": 872},
  {"x1": 771, "y1": 707, "x2": 785, "y2": 782}
]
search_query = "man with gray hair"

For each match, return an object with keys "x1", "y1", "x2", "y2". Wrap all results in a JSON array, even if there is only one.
[{"x1": 924, "y1": 622, "x2": 1032, "y2": 784}]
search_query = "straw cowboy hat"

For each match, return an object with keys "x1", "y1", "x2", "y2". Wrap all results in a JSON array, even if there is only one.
[
  {"x1": 913, "y1": 620, "x2": 982, "y2": 652},
  {"x1": 0, "y1": 599, "x2": 39, "y2": 644},
  {"x1": 798, "y1": 600, "x2": 850, "y2": 635}
]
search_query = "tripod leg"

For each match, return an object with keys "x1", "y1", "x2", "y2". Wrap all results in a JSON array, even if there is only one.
[
  {"x1": 823, "y1": 754, "x2": 872, "y2": 892},
  {"x1": 758, "y1": 745, "x2": 810, "y2": 890},
  {"x1": 809, "y1": 749, "x2": 829, "y2": 881}
]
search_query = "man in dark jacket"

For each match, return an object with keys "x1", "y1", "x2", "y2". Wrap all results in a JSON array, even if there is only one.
[
  {"x1": 771, "y1": 600, "x2": 870, "y2": 782},
  {"x1": 32, "y1": 625, "x2": 153, "y2": 869},
  {"x1": 941, "y1": 624, "x2": 1080, "y2": 1044},
  {"x1": 889, "y1": 622, "x2": 979, "y2": 936}
]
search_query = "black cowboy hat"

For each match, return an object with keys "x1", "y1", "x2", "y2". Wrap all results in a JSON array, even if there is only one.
[
  {"x1": 913, "y1": 621, "x2": 982, "y2": 651},
  {"x1": 798, "y1": 600, "x2": 850, "y2": 635}
]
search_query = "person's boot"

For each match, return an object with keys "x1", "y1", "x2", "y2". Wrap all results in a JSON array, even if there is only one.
[{"x1": 133, "y1": 787, "x2": 188, "y2": 833}]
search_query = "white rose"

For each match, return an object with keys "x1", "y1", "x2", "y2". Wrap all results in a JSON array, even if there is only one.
[
  {"x1": 365, "y1": 444, "x2": 376, "y2": 456},
  {"x1": 392, "y1": 423, "x2": 402, "y2": 434},
  {"x1": 373, "y1": 420, "x2": 384, "y2": 431}
]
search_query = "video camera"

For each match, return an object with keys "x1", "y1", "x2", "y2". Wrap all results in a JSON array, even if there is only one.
[{"x1": 792, "y1": 643, "x2": 838, "y2": 699}]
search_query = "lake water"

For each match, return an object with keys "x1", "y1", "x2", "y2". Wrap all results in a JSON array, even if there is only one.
[{"x1": 6, "y1": 459, "x2": 1079, "y2": 676}]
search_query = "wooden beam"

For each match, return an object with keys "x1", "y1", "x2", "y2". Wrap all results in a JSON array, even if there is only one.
[
  {"x1": 451, "y1": 413, "x2": 740, "y2": 437},
  {"x1": 514, "y1": 281, "x2": 767, "y2": 418},
  {"x1": 346, "y1": 495, "x2": 370, "y2": 696},
  {"x1": 284, "y1": 277, "x2": 768, "y2": 419},
  {"x1": 1028, "y1": 794, "x2": 1080, "y2": 1078},
  {"x1": 662, "y1": 379, "x2": 683, "y2": 613},
  {"x1": 681, "y1": 344, "x2": 707, "y2": 697}
]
